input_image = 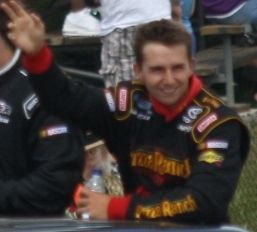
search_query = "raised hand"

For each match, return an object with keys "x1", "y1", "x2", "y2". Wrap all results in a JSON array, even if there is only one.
[{"x1": 0, "y1": 0, "x2": 45, "y2": 55}]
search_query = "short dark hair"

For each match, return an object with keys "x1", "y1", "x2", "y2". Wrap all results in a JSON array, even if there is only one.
[
  {"x1": 0, "y1": 0, "x2": 24, "y2": 49},
  {"x1": 134, "y1": 19, "x2": 192, "y2": 66}
]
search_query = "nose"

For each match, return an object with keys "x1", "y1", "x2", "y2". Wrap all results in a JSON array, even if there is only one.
[{"x1": 163, "y1": 70, "x2": 176, "y2": 85}]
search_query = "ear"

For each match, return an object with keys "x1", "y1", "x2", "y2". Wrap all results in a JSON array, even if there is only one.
[{"x1": 133, "y1": 63, "x2": 143, "y2": 81}]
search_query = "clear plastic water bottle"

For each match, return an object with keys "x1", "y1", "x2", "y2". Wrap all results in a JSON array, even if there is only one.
[{"x1": 82, "y1": 169, "x2": 105, "y2": 220}]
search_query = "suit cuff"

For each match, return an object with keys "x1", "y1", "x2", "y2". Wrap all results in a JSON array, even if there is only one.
[
  {"x1": 22, "y1": 45, "x2": 53, "y2": 74},
  {"x1": 108, "y1": 195, "x2": 132, "y2": 220}
]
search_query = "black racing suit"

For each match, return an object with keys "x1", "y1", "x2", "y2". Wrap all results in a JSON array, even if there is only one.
[
  {"x1": 0, "y1": 63, "x2": 85, "y2": 216},
  {"x1": 25, "y1": 49, "x2": 249, "y2": 225}
]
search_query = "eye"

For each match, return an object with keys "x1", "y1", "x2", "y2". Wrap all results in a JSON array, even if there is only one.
[
  {"x1": 150, "y1": 66, "x2": 163, "y2": 73},
  {"x1": 173, "y1": 64, "x2": 184, "y2": 71}
]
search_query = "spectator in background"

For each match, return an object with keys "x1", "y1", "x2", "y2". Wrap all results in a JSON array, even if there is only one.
[
  {"x1": 62, "y1": 0, "x2": 100, "y2": 36},
  {"x1": 202, "y1": 0, "x2": 257, "y2": 100},
  {"x1": 85, "y1": 0, "x2": 171, "y2": 87},
  {"x1": 202, "y1": 0, "x2": 257, "y2": 31},
  {"x1": 171, "y1": 0, "x2": 196, "y2": 55},
  {"x1": 0, "y1": 0, "x2": 85, "y2": 216},
  {"x1": 171, "y1": 0, "x2": 182, "y2": 21},
  {"x1": 2, "y1": 0, "x2": 249, "y2": 224}
]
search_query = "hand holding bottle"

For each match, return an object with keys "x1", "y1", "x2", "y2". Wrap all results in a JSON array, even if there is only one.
[{"x1": 77, "y1": 169, "x2": 111, "y2": 220}]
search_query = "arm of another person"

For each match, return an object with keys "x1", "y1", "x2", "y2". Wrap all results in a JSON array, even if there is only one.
[
  {"x1": 0, "y1": 111, "x2": 85, "y2": 215},
  {"x1": 1, "y1": 1, "x2": 115, "y2": 137},
  {"x1": 76, "y1": 120, "x2": 248, "y2": 224}
]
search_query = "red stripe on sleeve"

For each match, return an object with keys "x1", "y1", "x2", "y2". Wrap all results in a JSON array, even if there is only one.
[
  {"x1": 108, "y1": 195, "x2": 132, "y2": 220},
  {"x1": 22, "y1": 45, "x2": 53, "y2": 75}
]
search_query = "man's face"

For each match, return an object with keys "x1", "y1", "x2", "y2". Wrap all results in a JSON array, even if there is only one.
[{"x1": 134, "y1": 43, "x2": 194, "y2": 107}]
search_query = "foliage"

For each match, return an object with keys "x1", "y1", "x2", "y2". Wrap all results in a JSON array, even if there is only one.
[{"x1": 229, "y1": 116, "x2": 257, "y2": 232}]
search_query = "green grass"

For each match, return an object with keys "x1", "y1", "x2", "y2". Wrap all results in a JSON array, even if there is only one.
[{"x1": 229, "y1": 119, "x2": 257, "y2": 232}]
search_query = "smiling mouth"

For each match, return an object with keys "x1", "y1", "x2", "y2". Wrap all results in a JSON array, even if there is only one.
[{"x1": 160, "y1": 88, "x2": 177, "y2": 95}]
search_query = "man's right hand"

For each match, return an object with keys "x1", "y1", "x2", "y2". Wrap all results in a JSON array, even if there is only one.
[{"x1": 0, "y1": 0, "x2": 45, "y2": 55}]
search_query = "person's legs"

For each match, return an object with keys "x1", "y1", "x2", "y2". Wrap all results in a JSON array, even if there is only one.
[
  {"x1": 118, "y1": 26, "x2": 136, "y2": 84},
  {"x1": 100, "y1": 27, "x2": 136, "y2": 87},
  {"x1": 181, "y1": 0, "x2": 196, "y2": 54},
  {"x1": 208, "y1": 0, "x2": 257, "y2": 28}
]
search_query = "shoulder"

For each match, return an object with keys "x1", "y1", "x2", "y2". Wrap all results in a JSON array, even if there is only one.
[
  {"x1": 189, "y1": 88, "x2": 247, "y2": 143},
  {"x1": 107, "y1": 80, "x2": 151, "y2": 120},
  {"x1": 15, "y1": 69, "x2": 42, "y2": 120}
]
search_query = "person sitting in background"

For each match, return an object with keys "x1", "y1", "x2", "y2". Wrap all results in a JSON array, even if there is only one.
[
  {"x1": 62, "y1": 0, "x2": 100, "y2": 36},
  {"x1": 201, "y1": 0, "x2": 257, "y2": 31},
  {"x1": 0, "y1": 0, "x2": 85, "y2": 216},
  {"x1": 2, "y1": 0, "x2": 249, "y2": 224},
  {"x1": 85, "y1": 0, "x2": 172, "y2": 87},
  {"x1": 171, "y1": 0, "x2": 196, "y2": 55}
]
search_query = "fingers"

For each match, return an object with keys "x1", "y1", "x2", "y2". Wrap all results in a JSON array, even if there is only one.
[
  {"x1": 77, "y1": 198, "x2": 88, "y2": 207},
  {"x1": 0, "y1": 2, "x2": 17, "y2": 21},
  {"x1": 31, "y1": 13, "x2": 44, "y2": 29},
  {"x1": 76, "y1": 207, "x2": 90, "y2": 218},
  {"x1": 7, "y1": 0, "x2": 28, "y2": 17}
]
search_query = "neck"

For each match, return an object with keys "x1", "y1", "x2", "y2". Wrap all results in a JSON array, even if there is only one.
[
  {"x1": 0, "y1": 44, "x2": 14, "y2": 68},
  {"x1": 0, "y1": 47, "x2": 21, "y2": 76}
]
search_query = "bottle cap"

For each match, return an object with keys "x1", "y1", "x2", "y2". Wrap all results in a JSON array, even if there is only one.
[{"x1": 92, "y1": 168, "x2": 103, "y2": 176}]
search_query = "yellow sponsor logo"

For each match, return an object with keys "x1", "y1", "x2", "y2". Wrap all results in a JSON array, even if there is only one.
[
  {"x1": 134, "y1": 195, "x2": 197, "y2": 219},
  {"x1": 131, "y1": 151, "x2": 191, "y2": 178},
  {"x1": 198, "y1": 150, "x2": 224, "y2": 164}
]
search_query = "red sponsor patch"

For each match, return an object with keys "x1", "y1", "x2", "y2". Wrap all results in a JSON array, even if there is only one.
[
  {"x1": 118, "y1": 88, "x2": 128, "y2": 112},
  {"x1": 197, "y1": 113, "x2": 218, "y2": 133}
]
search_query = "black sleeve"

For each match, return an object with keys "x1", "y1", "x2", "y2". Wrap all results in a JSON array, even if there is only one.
[
  {"x1": 0, "y1": 111, "x2": 85, "y2": 215},
  {"x1": 29, "y1": 62, "x2": 116, "y2": 141},
  {"x1": 126, "y1": 121, "x2": 246, "y2": 225}
]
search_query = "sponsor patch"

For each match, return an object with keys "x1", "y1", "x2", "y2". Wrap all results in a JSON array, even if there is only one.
[
  {"x1": 131, "y1": 150, "x2": 191, "y2": 178},
  {"x1": 182, "y1": 106, "x2": 203, "y2": 124},
  {"x1": 23, "y1": 94, "x2": 39, "y2": 119},
  {"x1": 131, "y1": 91, "x2": 152, "y2": 120},
  {"x1": 135, "y1": 195, "x2": 197, "y2": 219},
  {"x1": 197, "y1": 113, "x2": 218, "y2": 133},
  {"x1": 177, "y1": 124, "x2": 192, "y2": 133},
  {"x1": 198, "y1": 150, "x2": 224, "y2": 165},
  {"x1": 40, "y1": 125, "x2": 68, "y2": 138},
  {"x1": 199, "y1": 140, "x2": 229, "y2": 150},
  {"x1": 0, "y1": 115, "x2": 9, "y2": 124},
  {"x1": 0, "y1": 100, "x2": 12, "y2": 116},
  {"x1": 104, "y1": 90, "x2": 116, "y2": 112},
  {"x1": 118, "y1": 88, "x2": 128, "y2": 112}
]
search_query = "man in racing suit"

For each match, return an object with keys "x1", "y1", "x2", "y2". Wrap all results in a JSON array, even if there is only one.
[
  {"x1": 0, "y1": 5, "x2": 85, "y2": 215},
  {"x1": 2, "y1": 1, "x2": 249, "y2": 225}
]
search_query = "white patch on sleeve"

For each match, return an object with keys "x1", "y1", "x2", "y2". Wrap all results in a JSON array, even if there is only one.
[
  {"x1": 205, "y1": 140, "x2": 229, "y2": 149},
  {"x1": 47, "y1": 126, "x2": 68, "y2": 136},
  {"x1": 105, "y1": 91, "x2": 116, "y2": 112},
  {"x1": 40, "y1": 125, "x2": 69, "y2": 138},
  {"x1": 23, "y1": 94, "x2": 39, "y2": 119}
]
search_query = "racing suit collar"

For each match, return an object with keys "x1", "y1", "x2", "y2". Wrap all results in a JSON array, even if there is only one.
[
  {"x1": 0, "y1": 49, "x2": 21, "y2": 76},
  {"x1": 151, "y1": 74, "x2": 203, "y2": 122}
]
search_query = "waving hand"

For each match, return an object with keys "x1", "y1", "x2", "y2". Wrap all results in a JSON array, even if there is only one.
[{"x1": 1, "y1": 0, "x2": 45, "y2": 55}]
